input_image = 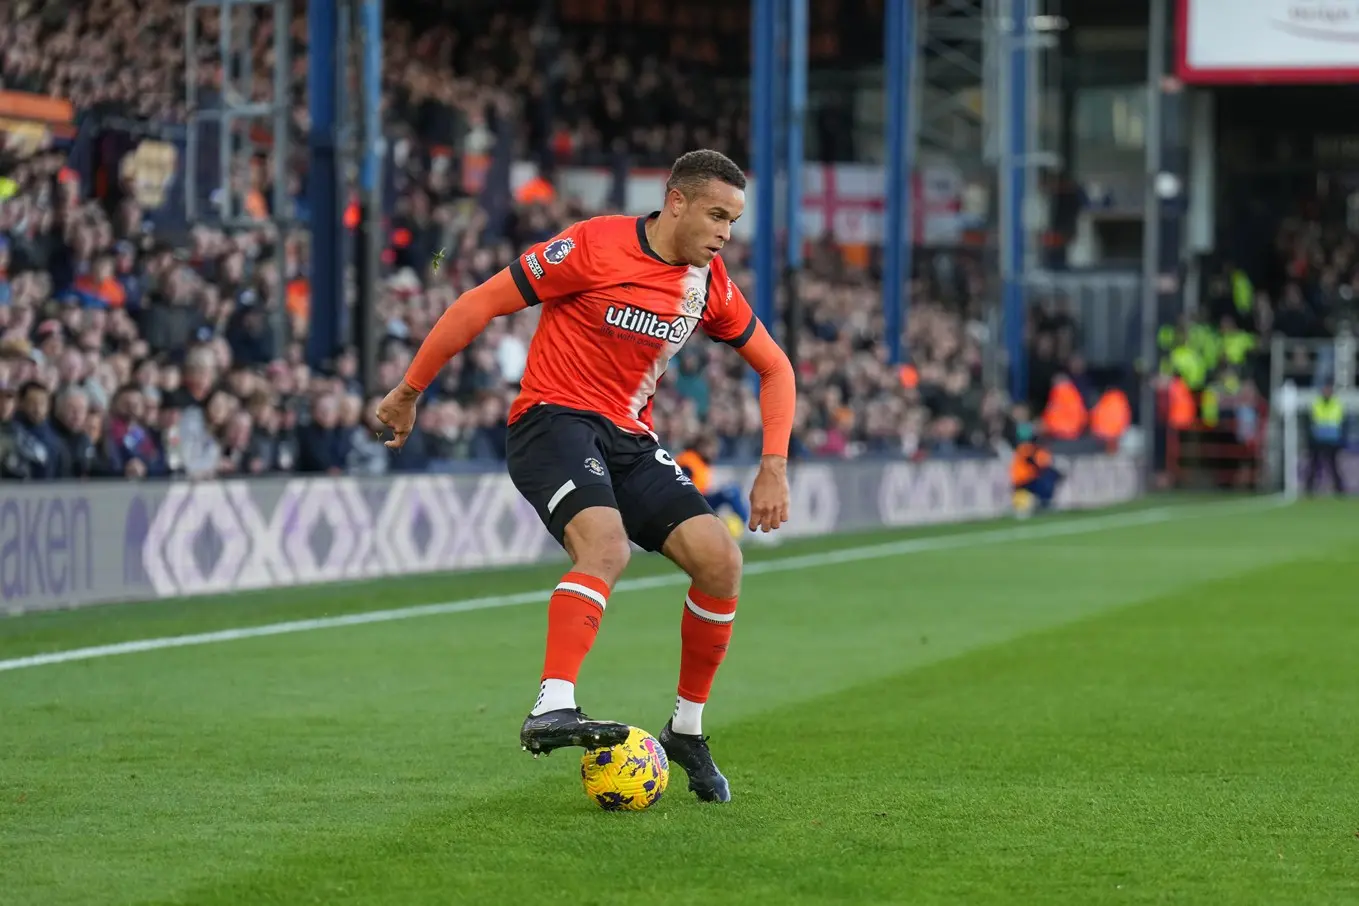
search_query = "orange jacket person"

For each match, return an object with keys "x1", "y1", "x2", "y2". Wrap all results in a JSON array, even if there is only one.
[
  {"x1": 1011, "y1": 424, "x2": 1063, "y2": 512},
  {"x1": 677, "y1": 437, "x2": 751, "y2": 527},
  {"x1": 1041, "y1": 374, "x2": 1088, "y2": 440}
]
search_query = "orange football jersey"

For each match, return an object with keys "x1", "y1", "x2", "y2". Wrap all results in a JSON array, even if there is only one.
[{"x1": 506, "y1": 213, "x2": 757, "y2": 437}]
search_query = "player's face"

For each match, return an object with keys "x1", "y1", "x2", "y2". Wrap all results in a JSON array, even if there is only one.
[{"x1": 676, "y1": 180, "x2": 745, "y2": 267}]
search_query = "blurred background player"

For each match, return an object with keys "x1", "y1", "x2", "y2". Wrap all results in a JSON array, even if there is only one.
[{"x1": 677, "y1": 434, "x2": 751, "y2": 539}]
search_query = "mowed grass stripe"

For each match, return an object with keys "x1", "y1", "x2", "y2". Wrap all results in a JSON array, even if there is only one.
[
  {"x1": 0, "y1": 496, "x2": 1290, "y2": 674},
  {"x1": 3, "y1": 500, "x2": 1349, "y2": 906},
  {"x1": 145, "y1": 553, "x2": 1359, "y2": 906}
]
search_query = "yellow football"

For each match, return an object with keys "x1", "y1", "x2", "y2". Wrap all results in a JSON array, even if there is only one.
[{"x1": 580, "y1": 726, "x2": 669, "y2": 811}]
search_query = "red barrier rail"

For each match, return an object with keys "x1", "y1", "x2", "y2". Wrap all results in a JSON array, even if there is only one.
[{"x1": 1167, "y1": 402, "x2": 1269, "y2": 490}]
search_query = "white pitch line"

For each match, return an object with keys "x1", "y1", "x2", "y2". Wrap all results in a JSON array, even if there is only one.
[{"x1": 0, "y1": 496, "x2": 1287, "y2": 674}]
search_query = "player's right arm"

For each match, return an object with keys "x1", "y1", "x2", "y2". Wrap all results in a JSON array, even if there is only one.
[
  {"x1": 403, "y1": 269, "x2": 528, "y2": 392},
  {"x1": 376, "y1": 222, "x2": 598, "y2": 448},
  {"x1": 375, "y1": 269, "x2": 527, "y2": 448},
  {"x1": 406, "y1": 220, "x2": 598, "y2": 392},
  {"x1": 504, "y1": 220, "x2": 600, "y2": 307}
]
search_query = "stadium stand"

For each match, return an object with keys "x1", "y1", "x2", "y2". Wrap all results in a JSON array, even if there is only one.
[
  {"x1": 0, "y1": 0, "x2": 1102, "y2": 482},
  {"x1": 1142, "y1": 175, "x2": 1359, "y2": 489}
]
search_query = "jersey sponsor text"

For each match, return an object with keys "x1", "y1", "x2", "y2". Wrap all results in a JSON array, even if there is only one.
[{"x1": 603, "y1": 304, "x2": 696, "y2": 347}]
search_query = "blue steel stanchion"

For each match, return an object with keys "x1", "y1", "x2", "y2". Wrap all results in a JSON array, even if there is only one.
[
  {"x1": 1001, "y1": 0, "x2": 1030, "y2": 404},
  {"x1": 306, "y1": 0, "x2": 342, "y2": 371},
  {"x1": 783, "y1": 0, "x2": 807, "y2": 369},
  {"x1": 749, "y1": 0, "x2": 778, "y2": 395},
  {"x1": 751, "y1": 0, "x2": 777, "y2": 331},
  {"x1": 357, "y1": 0, "x2": 384, "y2": 392},
  {"x1": 360, "y1": 0, "x2": 382, "y2": 199},
  {"x1": 883, "y1": 0, "x2": 916, "y2": 365}
]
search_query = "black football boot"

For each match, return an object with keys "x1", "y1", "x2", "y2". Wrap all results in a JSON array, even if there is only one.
[
  {"x1": 520, "y1": 708, "x2": 631, "y2": 757},
  {"x1": 658, "y1": 719, "x2": 732, "y2": 802}
]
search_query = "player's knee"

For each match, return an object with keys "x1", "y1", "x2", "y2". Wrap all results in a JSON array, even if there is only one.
[
  {"x1": 688, "y1": 525, "x2": 743, "y2": 599},
  {"x1": 588, "y1": 535, "x2": 632, "y2": 584},
  {"x1": 563, "y1": 507, "x2": 632, "y2": 584},
  {"x1": 573, "y1": 535, "x2": 631, "y2": 584}
]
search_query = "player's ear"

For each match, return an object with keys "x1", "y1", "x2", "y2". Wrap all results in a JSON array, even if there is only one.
[{"x1": 666, "y1": 186, "x2": 686, "y2": 215}]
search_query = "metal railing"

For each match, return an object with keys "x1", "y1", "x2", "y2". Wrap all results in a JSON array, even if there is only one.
[
  {"x1": 1268, "y1": 331, "x2": 1359, "y2": 393},
  {"x1": 1023, "y1": 269, "x2": 1142, "y2": 366},
  {"x1": 1265, "y1": 331, "x2": 1359, "y2": 490}
]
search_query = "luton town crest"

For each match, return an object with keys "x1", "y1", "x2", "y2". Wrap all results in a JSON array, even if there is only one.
[{"x1": 681, "y1": 286, "x2": 704, "y2": 316}]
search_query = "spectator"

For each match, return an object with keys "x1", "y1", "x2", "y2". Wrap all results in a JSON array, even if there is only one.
[
  {"x1": 51, "y1": 385, "x2": 100, "y2": 478},
  {"x1": 105, "y1": 384, "x2": 164, "y2": 479},
  {"x1": 296, "y1": 394, "x2": 351, "y2": 474},
  {"x1": 218, "y1": 409, "x2": 256, "y2": 476},
  {"x1": 349, "y1": 398, "x2": 393, "y2": 475},
  {"x1": 10, "y1": 381, "x2": 62, "y2": 478},
  {"x1": 245, "y1": 391, "x2": 295, "y2": 473},
  {"x1": 0, "y1": 0, "x2": 1106, "y2": 484}
]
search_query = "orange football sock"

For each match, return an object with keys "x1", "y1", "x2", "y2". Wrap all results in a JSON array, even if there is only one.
[
  {"x1": 674, "y1": 587, "x2": 738, "y2": 734},
  {"x1": 540, "y1": 571, "x2": 610, "y2": 685}
]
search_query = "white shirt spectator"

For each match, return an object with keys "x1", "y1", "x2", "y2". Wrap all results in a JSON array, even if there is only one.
[{"x1": 496, "y1": 334, "x2": 527, "y2": 383}]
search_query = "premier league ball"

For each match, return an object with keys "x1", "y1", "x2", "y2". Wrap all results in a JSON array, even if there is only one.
[{"x1": 580, "y1": 726, "x2": 669, "y2": 811}]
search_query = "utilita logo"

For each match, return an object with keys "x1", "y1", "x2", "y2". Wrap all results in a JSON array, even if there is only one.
[{"x1": 603, "y1": 305, "x2": 694, "y2": 345}]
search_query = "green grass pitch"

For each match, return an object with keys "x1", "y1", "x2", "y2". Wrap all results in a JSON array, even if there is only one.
[{"x1": 3, "y1": 495, "x2": 1359, "y2": 905}]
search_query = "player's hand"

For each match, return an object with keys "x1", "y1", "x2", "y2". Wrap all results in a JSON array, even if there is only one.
[
  {"x1": 375, "y1": 381, "x2": 420, "y2": 449},
  {"x1": 748, "y1": 455, "x2": 791, "y2": 533}
]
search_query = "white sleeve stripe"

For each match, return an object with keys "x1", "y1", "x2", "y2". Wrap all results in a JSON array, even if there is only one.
[
  {"x1": 546, "y1": 479, "x2": 577, "y2": 514},
  {"x1": 685, "y1": 596, "x2": 736, "y2": 623},
  {"x1": 556, "y1": 581, "x2": 607, "y2": 610}
]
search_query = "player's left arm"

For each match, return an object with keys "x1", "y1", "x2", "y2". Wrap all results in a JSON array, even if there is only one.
[
  {"x1": 733, "y1": 320, "x2": 796, "y2": 532},
  {"x1": 703, "y1": 268, "x2": 796, "y2": 532}
]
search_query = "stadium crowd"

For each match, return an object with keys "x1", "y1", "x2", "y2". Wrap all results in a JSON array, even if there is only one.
[
  {"x1": 0, "y1": 0, "x2": 1093, "y2": 482},
  {"x1": 1148, "y1": 193, "x2": 1359, "y2": 437}
]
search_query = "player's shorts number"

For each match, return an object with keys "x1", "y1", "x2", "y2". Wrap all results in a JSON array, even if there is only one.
[{"x1": 655, "y1": 448, "x2": 688, "y2": 483}]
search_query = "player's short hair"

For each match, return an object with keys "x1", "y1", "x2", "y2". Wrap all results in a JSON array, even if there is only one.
[{"x1": 665, "y1": 149, "x2": 747, "y2": 200}]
